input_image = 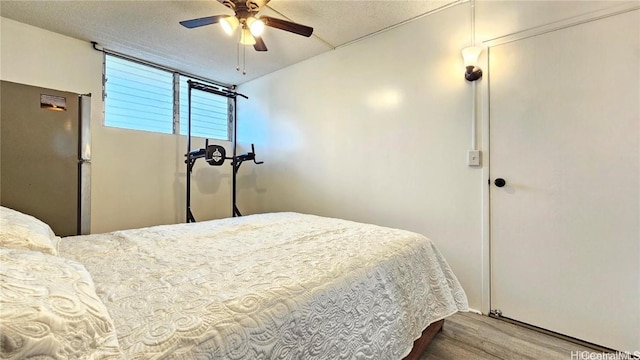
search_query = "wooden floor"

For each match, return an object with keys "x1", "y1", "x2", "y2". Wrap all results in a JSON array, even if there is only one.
[{"x1": 419, "y1": 312, "x2": 595, "y2": 359}]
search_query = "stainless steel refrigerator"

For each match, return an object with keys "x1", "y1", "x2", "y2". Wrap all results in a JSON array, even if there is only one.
[{"x1": 1, "y1": 80, "x2": 91, "y2": 236}]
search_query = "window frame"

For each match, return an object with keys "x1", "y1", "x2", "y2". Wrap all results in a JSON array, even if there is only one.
[{"x1": 103, "y1": 52, "x2": 232, "y2": 141}]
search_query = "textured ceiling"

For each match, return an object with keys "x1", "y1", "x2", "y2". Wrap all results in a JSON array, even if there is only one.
[{"x1": 0, "y1": 0, "x2": 459, "y2": 86}]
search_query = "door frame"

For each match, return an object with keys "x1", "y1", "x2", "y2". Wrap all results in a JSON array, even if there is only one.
[{"x1": 479, "y1": 1, "x2": 640, "y2": 316}]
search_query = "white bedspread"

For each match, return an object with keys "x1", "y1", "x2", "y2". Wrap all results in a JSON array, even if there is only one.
[{"x1": 58, "y1": 212, "x2": 468, "y2": 359}]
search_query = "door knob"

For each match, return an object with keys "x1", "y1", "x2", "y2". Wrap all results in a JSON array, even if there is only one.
[{"x1": 494, "y1": 178, "x2": 506, "y2": 187}]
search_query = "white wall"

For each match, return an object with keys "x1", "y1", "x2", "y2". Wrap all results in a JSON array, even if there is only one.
[
  {"x1": 0, "y1": 17, "x2": 233, "y2": 233},
  {"x1": 237, "y1": 3, "x2": 484, "y2": 307},
  {"x1": 236, "y1": 0, "x2": 635, "y2": 312}
]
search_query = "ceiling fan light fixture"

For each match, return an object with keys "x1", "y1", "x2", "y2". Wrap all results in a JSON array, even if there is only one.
[
  {"x1": 240, "y1": 27, "x2": 256, "y2": 45},
  {"x1": 247, "y1": 16, "x2": 265, "y2": 36},
  {"x1": 220, "y1": 16, "x2": 239, "y2": 35}
]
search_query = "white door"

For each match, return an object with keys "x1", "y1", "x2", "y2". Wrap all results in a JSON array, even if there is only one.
[{"x1": 489, "y1": 10, "x2": 639, "y2": 351}]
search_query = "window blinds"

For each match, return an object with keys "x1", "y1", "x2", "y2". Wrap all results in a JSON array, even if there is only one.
[
  {"x1": 179, "y1": 76, "x2": 229, "y2": 141},
  {"x1": 105, "y1": 55, "x2": 174, "y2": 134}
]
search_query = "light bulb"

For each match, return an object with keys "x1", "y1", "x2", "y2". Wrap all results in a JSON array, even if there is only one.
[
  {"x1": 220, "y1": 16, "x2": 239, "y2": 35},
  {"x1": 247, "y1": 17, "x2": 265, "y2": 36},
  {"x1": 240, "y1": 27, "x2": 256, "y2": 45},
  {"x1": 462, "y1": 46, "x2": 483, "y2": 68}
]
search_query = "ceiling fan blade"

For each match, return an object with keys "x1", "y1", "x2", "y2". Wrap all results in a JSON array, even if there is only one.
[
  {"x1": 260, "y1": 15, "x2": 313, "y2": 37},
  {"x1": 179, "y1": 15, "x2": 224, "y2": 29},
  {"x1": 253, "y1": 36, "x2": 268, "y2": 51}
]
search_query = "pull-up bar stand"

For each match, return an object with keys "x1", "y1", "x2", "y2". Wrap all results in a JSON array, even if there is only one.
[{"x1": 184, "y1": 80, "x2": 261, "y2": 222}]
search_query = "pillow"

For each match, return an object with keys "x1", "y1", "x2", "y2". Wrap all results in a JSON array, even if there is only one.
[
  {"x1": 0, "y1": 206, "x2": 59, "y2": 255},
  {"x1": 0, "y1": 248, "x2": 123, "y2": 359}
]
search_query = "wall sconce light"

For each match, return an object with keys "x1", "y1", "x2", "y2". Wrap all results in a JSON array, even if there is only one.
[{"x1": 462, "y1": 46, "x2": 483, "y2": 81}]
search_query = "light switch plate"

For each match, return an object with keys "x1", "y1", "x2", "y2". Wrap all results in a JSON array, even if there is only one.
[{"x1": 468, "y1": 150, "x2": 481, "y2": 166}]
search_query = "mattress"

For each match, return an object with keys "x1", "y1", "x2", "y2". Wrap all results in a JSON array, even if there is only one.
[{"x1": 58, "y1": 212, "x2": 468, "y2": 359}]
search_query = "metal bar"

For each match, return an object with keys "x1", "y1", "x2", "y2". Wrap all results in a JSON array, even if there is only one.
[
  {"x1": 188, "y1": 79, "x2": 248, "y2": 99},
  {"x1": 186, "y1": 82, "x2": 193, "y2": 222},
  {"x1": 231, "y1": 97, "x2": 238, "y2": 217}
]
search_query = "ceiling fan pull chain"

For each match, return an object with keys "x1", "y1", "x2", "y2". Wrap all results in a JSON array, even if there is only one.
[
  {"x1": 236, "y1": 33, "x2": 241, "y2": 72},
  {"x1": 242, "y1": 45, "x2": 247, "y2": 75}
]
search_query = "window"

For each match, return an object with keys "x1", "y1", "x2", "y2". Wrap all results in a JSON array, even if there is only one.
[
  {"x1": 179, "y1": 76, "x2": 230, "y2": 140},
  {"x1": 104, "y1": 54, "x2": 230, "y2": 140},
  {"x1": 105, "y1": 55, "x2": 174, "y2": 134}
]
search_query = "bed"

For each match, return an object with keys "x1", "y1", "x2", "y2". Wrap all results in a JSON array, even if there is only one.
[{"x1": 0, "y1": 206, "x2": 468, "y2": 359}]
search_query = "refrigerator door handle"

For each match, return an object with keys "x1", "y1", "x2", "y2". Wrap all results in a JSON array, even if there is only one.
[{"x1": 78, "y1": 94, "x2": 91, "y2": 235}]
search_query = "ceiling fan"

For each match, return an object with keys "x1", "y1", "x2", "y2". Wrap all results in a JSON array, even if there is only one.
[{"x1": 179, "y1": 0, "x2": 314, "y2": 52}]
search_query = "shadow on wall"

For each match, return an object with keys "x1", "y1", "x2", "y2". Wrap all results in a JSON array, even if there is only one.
[
  {"x1": 173, "y1": 172, "x2": 186, "y2": 224},
  {"x1": 193, "y1": 167, "x2": 228, "y2": 194},
  {"x1": 237, "y1": 168, "x2": 267, "y2": 194},
  {"x1": 174, "y1": 165, "x2": 233, "y2": 222},
  {"x1": 173, "y1": 158, "x2": 230, "y2": 223}
]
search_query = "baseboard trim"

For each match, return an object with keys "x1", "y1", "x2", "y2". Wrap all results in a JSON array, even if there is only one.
[
  {"x1": 488, "y1": 314, "x2": 626, "y2": 355},
  {"x1": 466, "y1": 308, "x2": 483, "y2": 315}
]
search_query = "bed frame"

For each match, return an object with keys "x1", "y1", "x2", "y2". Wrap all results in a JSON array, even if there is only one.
[{"x1": 403, "y1": 319, "x2": 445, "y2": 360}]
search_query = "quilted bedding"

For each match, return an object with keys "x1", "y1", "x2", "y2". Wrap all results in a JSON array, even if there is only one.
[{"x1": 58, "y1": 212, "x2": 468, "y2": 359}]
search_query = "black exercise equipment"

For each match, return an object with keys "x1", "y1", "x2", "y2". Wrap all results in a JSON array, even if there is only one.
[{"x1": 184, "y1": 80, "x2": 261, "y2": 222}]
